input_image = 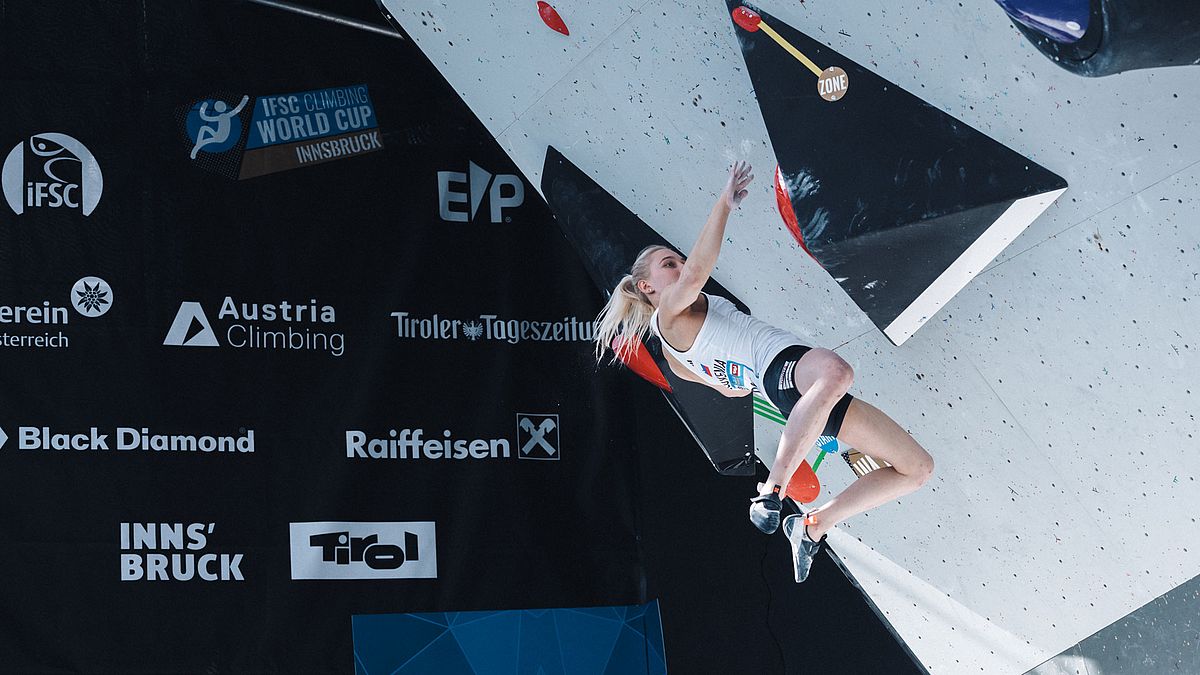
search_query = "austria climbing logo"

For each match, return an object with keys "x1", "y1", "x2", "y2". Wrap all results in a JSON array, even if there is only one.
[
  {"x1": 289, "y1": 521, "x2": 437, "y2": 580},
  {"x1": 437, "y1": 161, "x2": 525, "y2": 223},
  {"x1": 177, "y1": 84, "x2": 383, "y2": 180},
  {"x1": 163, "y1": 296, "x2": 345, "y2": 357},
  {"x1": 2, "y1": 133, "x2": 103, "y2": 216}
]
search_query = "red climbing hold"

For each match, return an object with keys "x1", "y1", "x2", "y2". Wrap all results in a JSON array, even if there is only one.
[
  {"x1": 774, "y1": 164, "x2": 822, "y2": 266},
  {"x1": 538, "y1": 1, "x2": 569, "y2": 36},
  {"x1": 732, "y1": 6, "x2": 763, "y2": 33},
  {"x1": 612, "y1": 336, "x2": 671, "y2": 392}
]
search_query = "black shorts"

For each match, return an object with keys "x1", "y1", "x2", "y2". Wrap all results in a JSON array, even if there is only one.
[{"x1": 762, "y1": 345, "x2": 854, "y2": 438}]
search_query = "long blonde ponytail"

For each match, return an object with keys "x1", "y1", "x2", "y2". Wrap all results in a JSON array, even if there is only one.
[{"x1": 594, "y1": 245, "x2": 673, "y2": 363}]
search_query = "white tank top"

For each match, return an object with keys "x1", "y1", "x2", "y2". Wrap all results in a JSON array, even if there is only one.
[{"x1": 649, "y1": 293, "x2": 803, "y2": 392}]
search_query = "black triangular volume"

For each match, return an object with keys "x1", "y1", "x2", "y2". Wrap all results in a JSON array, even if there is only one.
[
  {"x1": 542, "y1": 146, "x2": 754, "y2": 475},
  {"x1": 728, "y1": 1, "x2": 1067, "y2": 345}
]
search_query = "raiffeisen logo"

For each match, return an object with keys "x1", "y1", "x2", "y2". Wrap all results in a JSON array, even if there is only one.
[
  {"x1": 346, "y1": 414, "x2": 560, "y2": 462},
  {"x1": 0, "y1": 276, "x2": 113, "y2": 349},
  {"x1": 2, "y1": 133, "x2": 103, "y2": 216},
  {"x1": 389, "y1": 311, "x2": 595, "y2": 345},
  {"x1": 164, "y1": 296, "x2": 345, "y2": 356},
  {"x1": 437, "y1": 161, "x2": 524, "y2": 223}
]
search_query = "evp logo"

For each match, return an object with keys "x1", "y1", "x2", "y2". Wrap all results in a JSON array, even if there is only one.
[
  {"x1": 437, "y1": 161, "x2": 525, "y2": 223},
  {"x1": 289, "y1": 521, "x2": 437, "y2": 580}
]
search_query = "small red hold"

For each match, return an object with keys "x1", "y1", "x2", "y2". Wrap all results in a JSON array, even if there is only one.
[
  {"x1": 774, "y1": 165, "x2": 822, "y2": 267},
  {"x1": 537, "y1": 1, "x2": 569, "y2": 36},
  {"x1": 732, "y1": 6, "x2": 762, "y2": 33}
]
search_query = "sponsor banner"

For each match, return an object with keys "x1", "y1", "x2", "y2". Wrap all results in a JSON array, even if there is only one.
[
  {"x1": 347, "y1": 413, "x2": 560, "y2": 462},
  {"x1": 1, "y1": 425, "x2": 254, "y2": 454},
  {"x1": 390, "y1": 310, "x2": 594, "y2": 345},
  {"x1": 120, "y1": 522, "x2": 244, "y2": 582},
  {"x1": 289, "y1": 521, "x2": 436, "y2": 580},
  {"x1": 178, "y1": 84, "x2": 382, "y2": 180},
  {"x1": 0, "y1": 276, "x2": 113, "y2": 349},
  {"x1": 437, "y1": 160, "x2": 525, "y2": 223},
  {"x1": 2, "y1": 133, "x2": 103, "y2": 216},
  {"x1": 163, "y1": 296, "x2": 345, "y2": 357}
]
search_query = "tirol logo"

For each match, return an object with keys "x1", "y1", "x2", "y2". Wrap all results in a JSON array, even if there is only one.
[
  {"x1": 178, "y1": 85, "x2": 383, "y2": 180},
  {"x1": 346, "y1": 413, "x2": 559, "y2": 462},
  {"x1": 390, "y1": 310, "x2": 595, "y2": 345},
  {"x1": 2, "y1": 133, "x2": 103, "y2": 216},
  {"x1": 0, "y1": 276, "x2": 113, "y2": 349},
  {"x1": 164, "y1": 296, "x2": 345, "y2": 356},
  {"x1": 121, "y1": 522, "x2": 245, "y2": 582},
  {"x1": 437, "y1": 161, "x2": 525, "y2": 223},
  {"x1": 289, "y1": 521, "x2": 437, "y2": 580}
]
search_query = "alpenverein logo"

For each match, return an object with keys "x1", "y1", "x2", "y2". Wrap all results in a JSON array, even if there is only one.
[
  {"x1": 71, "y1": 276, "x2": 113, "y2": 318},
  {"x1": 2, "y1": 133, "x2": 104, "y2": 216}
]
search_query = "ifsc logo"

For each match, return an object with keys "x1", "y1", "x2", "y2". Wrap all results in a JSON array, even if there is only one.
[
  {"x1": 186, "y1": 96, "x2": 250, "y2": 160},
  {"x1": 289, "y1": 521, "x2": 437, "y2": 580},
  {"x1": 2, "y1": 133, "x2": 104, "y2": 216},
  {"x1": 437, "y1": 161, "x2": 525, "y2": 223}
]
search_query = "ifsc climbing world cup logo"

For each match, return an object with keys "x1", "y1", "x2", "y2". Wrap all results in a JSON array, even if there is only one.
[
  {"x1": 178, "y1": 85, "x2": 383, "y2": 180},
  {"x1": 2, "y1": 133, "x2": 104, "y2": 216},
  {"x1": 186, "y1": 96, "x2": 251, "y2": 160}
]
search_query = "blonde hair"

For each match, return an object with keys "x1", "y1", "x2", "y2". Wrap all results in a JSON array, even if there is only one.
[{"x1": 594, "y1": 244, "x2": 675, "y2": 363}]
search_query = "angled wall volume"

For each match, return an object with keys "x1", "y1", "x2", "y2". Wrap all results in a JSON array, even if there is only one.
[
  {"x1": 727, "y1": 1, "x2": 1067, "y2": 344},
  {"x1": 542, "y1": 146, "x2": 755, "y2": 475}
]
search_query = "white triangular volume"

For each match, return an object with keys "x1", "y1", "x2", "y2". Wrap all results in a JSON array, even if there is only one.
[
  {"x1": 826, "y1": 528, "x2": 1052, "y2": 674},
  {"x1": 884, "y1": 187, "x2": 1068, "y2": 346}
]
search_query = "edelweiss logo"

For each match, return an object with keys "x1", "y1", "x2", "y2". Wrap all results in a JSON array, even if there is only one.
[
  {"x1": 2, "y1": 133, "x2": 104, "y2": 216},
  {"x1": 437, "y1": 161, "x2": 525, "y2": 223},
  {"x1": 71, "y1": 276, "x2": 113, "y2": 317}
]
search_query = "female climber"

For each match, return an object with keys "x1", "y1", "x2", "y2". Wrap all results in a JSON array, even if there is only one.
[{"x1": 593, "y1": 161, "x2": 934, "y2": 582}]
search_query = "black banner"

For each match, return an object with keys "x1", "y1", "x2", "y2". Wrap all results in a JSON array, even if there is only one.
[{"x1": 0, "y1": 4, "x2": 642, "y2": 672}]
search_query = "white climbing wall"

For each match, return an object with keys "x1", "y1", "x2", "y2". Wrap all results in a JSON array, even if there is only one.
[{"x1": 382, "y1": 0, "x2": 1200, "y2": 672}]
